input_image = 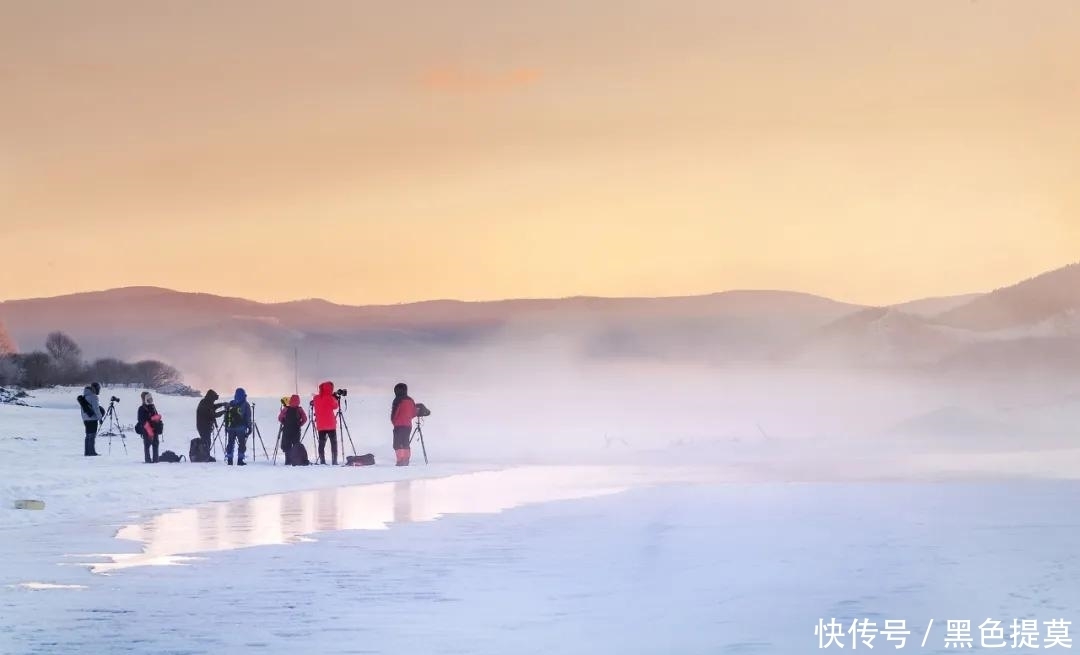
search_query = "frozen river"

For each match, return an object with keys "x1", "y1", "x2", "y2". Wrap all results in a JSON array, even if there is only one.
[{"x1": 3, "y1": 468, "x2": 1080, "y2": 654}]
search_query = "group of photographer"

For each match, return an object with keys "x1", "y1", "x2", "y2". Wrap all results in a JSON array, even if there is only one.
[
  {"x1": 193, "y1": 387, "x2": 253, "y2": 465},
  {"x1": 80, "y1": 380, "x2": 423, "y2": 467}
]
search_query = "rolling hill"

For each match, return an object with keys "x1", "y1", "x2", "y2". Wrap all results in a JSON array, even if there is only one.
[
  {"x1": 3, "y1": 262, "x2": 1080, "y2": 384},
  {"x1": 934, "y1": 263, "x2": 1080, "y2": 331}
]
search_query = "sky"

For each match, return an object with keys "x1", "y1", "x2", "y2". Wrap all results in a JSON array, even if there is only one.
[{"x1": 1, "y1": 0, "x2": 1078, "y2": 306}]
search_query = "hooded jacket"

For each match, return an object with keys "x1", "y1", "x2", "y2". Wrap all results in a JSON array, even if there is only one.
[
  {"x1": 312, "y1": 381, "x2": 338, "y2": 431},
  {"x1": 196, "y1": 389, "x2": 227, "y2": 435},
  {"x1": 225, "y1": 388, "x2": 252, "y2": 434},
  {"x1": 80, "y1": 384, "x2": 103, "y2": 422},
  {"x1": 278, "y1": 394, "x2": 308, "y2": 440},
  {"x1": 391, "y1": 384, "x2": 417, "y2": 428}
]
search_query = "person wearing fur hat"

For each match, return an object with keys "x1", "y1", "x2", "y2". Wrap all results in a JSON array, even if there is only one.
[{"x1": 135, "y1": 391, "x2": 163, "y2": 463}]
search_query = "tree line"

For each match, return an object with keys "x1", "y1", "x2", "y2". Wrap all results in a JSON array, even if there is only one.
[{"x1": 0, "y1": 328, "x2": 183, "y2": 391}]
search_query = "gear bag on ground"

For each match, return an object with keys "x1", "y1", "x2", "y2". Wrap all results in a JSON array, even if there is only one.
[
  {"x1": 189, "y1": 438, "x2": 214, "y2": 463},
  {"x1": 286, "y1": 442, "x2": 310, "y2": 466}
]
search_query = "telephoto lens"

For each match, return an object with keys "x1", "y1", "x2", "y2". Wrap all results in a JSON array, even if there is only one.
[{"x1": 111, "y1": 396, "x2": 121, "y2": 403}]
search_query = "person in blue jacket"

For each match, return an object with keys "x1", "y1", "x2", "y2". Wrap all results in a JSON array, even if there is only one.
[{"x1": 224, "y1": 387, "x2": 253, "y2": 466}]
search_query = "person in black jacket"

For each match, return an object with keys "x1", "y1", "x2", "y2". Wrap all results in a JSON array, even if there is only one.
[
  {"x1": 278, "y1": 394, "x2": 308, "y2": 465},
  {"x1": 195, "y1": 389, "x2": 227, "y2": 452},
  {"x1": 136, "y1": 391, "x2": 164, "y2": 463}
]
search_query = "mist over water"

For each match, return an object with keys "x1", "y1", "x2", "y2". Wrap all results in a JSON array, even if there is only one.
[
  {"x1": 6, "y1": 276, "x2": 1079, "y2": 482},
  {"x1": 163, "y1": 325, "x2": 1080, "y2": 482}
]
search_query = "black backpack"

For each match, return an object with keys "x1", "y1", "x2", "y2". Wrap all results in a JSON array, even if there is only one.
[
  {"x1": 345, "y1": 453, "x2": 375, "y2": 466},
  {"x1": 189, "y1": 438, "x2": 214, "y2": 463},
  {"x1": 286, "y1": 443, "x2": 310, "y2": 466},
  {"x1": 224, "y1": 402, "x2": 246, "y2": 429},
  {"x1": 159, "y1": 450, "x2": 184, "y2": 463}
]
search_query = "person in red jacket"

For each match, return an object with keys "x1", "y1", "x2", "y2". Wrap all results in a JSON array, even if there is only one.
[
  {"x1": 312, "y1": 381, "x2": 340, "y2": 465},
  {"x1": 392, "y1": 382, "x2": 417, "y2": 466}
]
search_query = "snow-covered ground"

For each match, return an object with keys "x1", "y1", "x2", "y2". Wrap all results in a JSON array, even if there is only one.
[{"x1": 3, "y1": 387, "x2": 1080, "y2": 654}]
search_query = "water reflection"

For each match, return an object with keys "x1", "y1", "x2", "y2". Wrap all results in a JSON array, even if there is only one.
[{"x1": 86, "y1": 466, "x2": 659, "y2": 574}]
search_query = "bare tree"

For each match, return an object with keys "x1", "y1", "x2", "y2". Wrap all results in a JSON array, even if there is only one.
[
  {"x1": 19, "y1": 352, "x2": 54, "y2": 388},
  {"x1": 133, "y1": 360, "x2": 181, "y2": 389},
  {"x1": 0, "y1": 355, "x2": 23, "y2": 386},
  {"x1": 45, "y1": 331, "x2": 82, "y2": 363},
  {"x1": 87, "y1": 357, "x2": 134, "y2": 384},
  {"x1": 44, "y1": 331, "x2": 84, "y2": 384}
]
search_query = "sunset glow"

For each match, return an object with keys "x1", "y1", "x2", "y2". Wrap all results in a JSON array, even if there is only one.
[{"x1": 2, "y1": 1, "x2": 1078, "y2": 304}]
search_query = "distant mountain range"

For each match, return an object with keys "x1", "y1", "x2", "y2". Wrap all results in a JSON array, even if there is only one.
[{"x1": 2, "y1": 263, "x2": 1078, "y2": 385}]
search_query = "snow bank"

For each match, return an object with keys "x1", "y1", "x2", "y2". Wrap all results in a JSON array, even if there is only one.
[
  {"x1": 6, "y1": 383, "x2": 1080, "y2": 534},
  {"x1": 0, "y1": 387, "x2": 33, "y2": 407},
  {"x1": 0, "y1": 387, "x2": 488, "y2": 531}
]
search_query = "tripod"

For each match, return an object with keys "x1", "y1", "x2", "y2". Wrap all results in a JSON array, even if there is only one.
[
  {"x1": 272, "y1": 424, "x2": 284, "y2": 465},
  {"x1": 336, "y1": 397, "x2": 358, "y2": 460},
  {"x1": 302, "y1": 400, "x2": 318, "y2": 461},
  {"x1": 98, "y1": 400, "x2": 128, "y2": 455},
  {"x1": 248, "y1": 402, "x2": 271, "y2": 463},
  {"x1": 410, "y1": 416, "x2": 429, "y2": 465},
  {"x1": 210, "y1": 419, "x2": 227, "y2": 460},
  {"x1": 307, "y1": 397, "x2": 357, "y2": 465}
]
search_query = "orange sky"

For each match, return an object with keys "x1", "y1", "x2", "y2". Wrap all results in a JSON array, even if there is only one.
[{"x1": 1, "y1": 0, "x2": 1078, "y2": 305}]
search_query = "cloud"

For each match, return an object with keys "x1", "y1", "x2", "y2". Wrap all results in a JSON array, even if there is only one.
[{"x1": 420, "y1": 66, "x2": 543, "y2": 94}]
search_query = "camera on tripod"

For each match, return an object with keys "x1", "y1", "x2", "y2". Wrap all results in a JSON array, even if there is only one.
[
  {"x1": 416, "y1": 403, "x2": 431, "y2": 417},
  {"x1": 110, "y1": 396, "x2": 121, "y2": 403},
  {"x1": 333, "y1": 388, "x2": 348, "y2": 399}
]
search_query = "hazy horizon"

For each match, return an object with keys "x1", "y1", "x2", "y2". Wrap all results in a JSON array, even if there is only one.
[
  {"x1": 9, "y1": 256, "x2": 1078, "y2": 307},
  {"x1": 0, "y1": 278, "x2": 994, "y2": 307}
]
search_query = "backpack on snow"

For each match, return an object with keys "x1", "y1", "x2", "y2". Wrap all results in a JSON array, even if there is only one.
[
  {"x1": 345, "y1": 453, "x2": 375, "y2": 466},
  {"x1": 159, "y1": 450, "x2": 184, "y2": 463},
  {"x1": 189, "y1": 438, "x2": 214, "y2": 463},
  {"x1": 286, "y1": 443, "x2": 310, "y2": 466}
]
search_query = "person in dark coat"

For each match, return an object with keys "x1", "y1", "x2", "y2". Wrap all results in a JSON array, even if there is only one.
[
  {"x1": 135, "y1": 391, "x2": 163, "y2": 463},
  {"x1": 195, "y1": 389, "x2": 227, "y2": 451},
  {"x1": 278, "y1": 394, "x2": 308, "y2": 464}
]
